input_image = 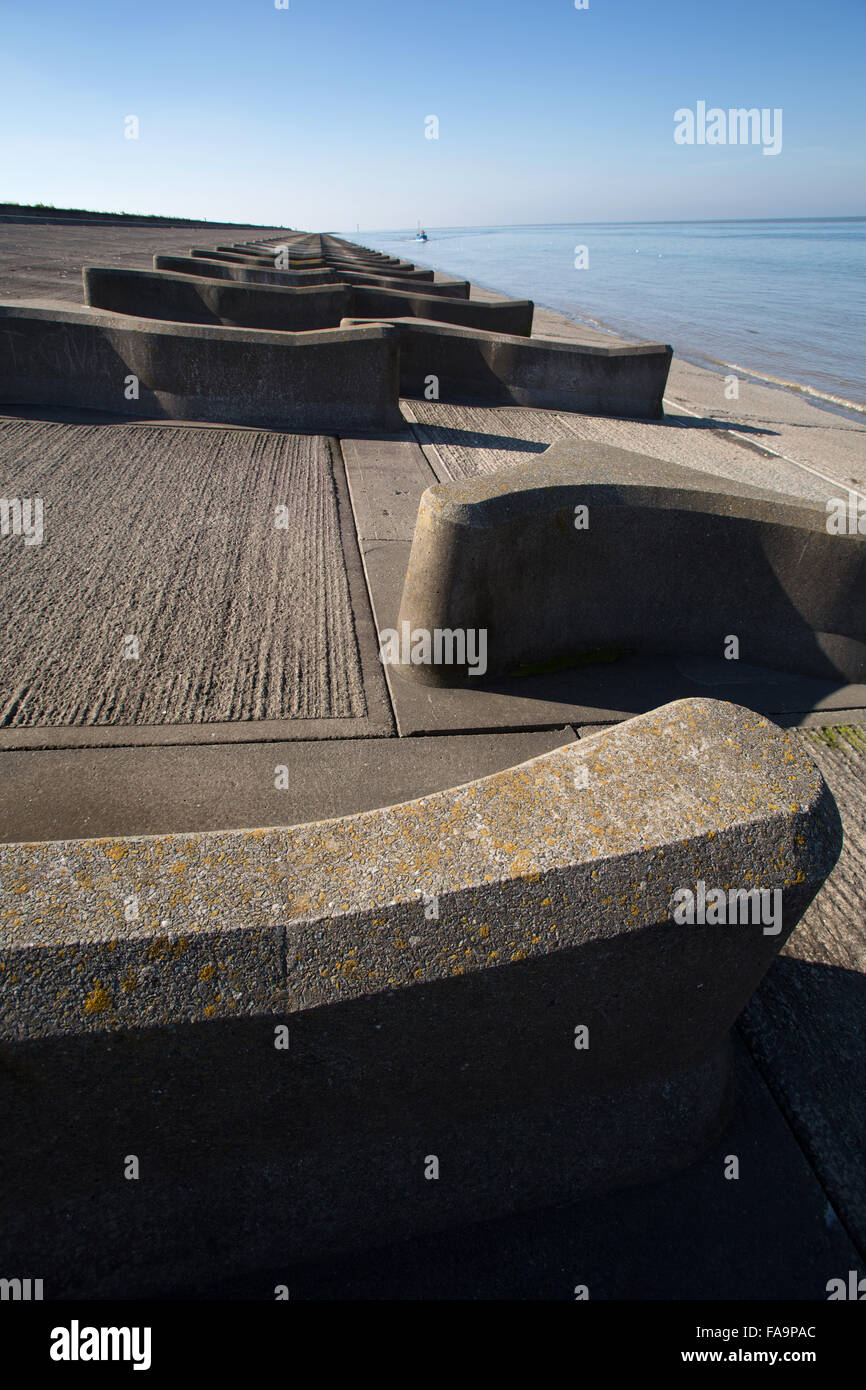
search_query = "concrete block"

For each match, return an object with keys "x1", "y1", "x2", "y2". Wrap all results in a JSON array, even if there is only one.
[
  {"x1": 86, "y1": 267, "x2": 522, "y2": 334},
  {"x1": 341, "y1": 315, "x2": 672, "y2": 413},
  {"x1": 395, "y1": 441, "x2": 866, "y2": 684},
  {"x1": 85, "y1": 266, "x2": 353, "y2": 330},
  {"x1": 159, "y1": 252, "x2": 464, "y2": 295},
  {"x1": 0, "y1": 698, "x2": 841, "y2": 1290},
  {"x1": 0, "y1": 301, "x2": 403, "y2": 431}
]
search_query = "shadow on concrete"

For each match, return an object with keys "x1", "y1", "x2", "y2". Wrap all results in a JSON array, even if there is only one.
[
  {"x1": 180, "y1": 1008, "x2": 863, "y2": 1301},
  {"x1": 740, "y1": 955, "x2": 866, "y2": 1262},
  {"x1": 413, "y1": 424, "x2": 551, "y2": 452},
  {"x1": 3, "y1": 935, "x2": 860, "y2": 1300},
  {"x1": 441, "y1": 653, "x2": 852, "y2": 720},
  {"x1": 662, "y1": 411, "x2": 781, "y2": 439}
]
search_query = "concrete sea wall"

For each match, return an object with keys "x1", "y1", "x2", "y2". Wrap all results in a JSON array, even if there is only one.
[
  {"x1": 395, "y1": 441, "x2": 866, "y2": 683},
  {"x1": 0, "y1": 698, "x2": 841, "y2": 1294},
  {"x1": 0, "y1": 301, "x2": 403, "y2": 431}
]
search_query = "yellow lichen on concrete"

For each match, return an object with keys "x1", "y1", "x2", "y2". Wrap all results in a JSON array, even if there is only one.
[{"x1": 83, "y1": 982, "x2": 113, "y2": 1015}]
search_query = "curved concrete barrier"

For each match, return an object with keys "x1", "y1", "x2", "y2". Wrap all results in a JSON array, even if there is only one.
[
  {"x1": 0, "y1": 301, "x2": 403, "y2": 430},
  {"x1": 247, "y1": 240, "x2": 449, "y2": 284},
  {"x1": 210, "y1": 243, "x2": 426, "y2": 277},
  {"x1": 230, "y1": 247, "x2": 424, "y2": 273},
  {"x1": 214, "y1": 244, "x2": 298, "y2": 260},
  {"x1": 328, "y1": 260, "x2": 437, "y2": 281},
  {"x1": 322, "y1": 236, "x2": 418, "y2": 271},
  {"x1": 155, "y1": 254, "x2": 458, "y2": 294},
  {"x1": 86, "y1": 266, "x2": 353, "y2": 330},
  {"x1": 351, "y1": 285, "x2": 530, "y2": 332},
  {"x1": 340, "y1": 270, "x2": 468, "y2": 296},
  {"x1": 189, "y1": 247, "x2": 280, "y2": 266},
  {"x1": 318, "y1": 240, "x2": 469, "y2": 293},
  {"x1": 0, "y1": 698, "x2": 841, "y2": 1291},
  {"x1": 85, "y1": 266, "x2": 530, "y2": 334},
  {"x1": 341, "y1": 314, "x2": 672, "y2": 414},
  {"x1": 153, "y1": 253, "x2": 340, "y2": 286},
  {"x1": 395, "y1": 441, "x2": 866, "y2": 684},
  {"x1": 160, "y1": 252, "x2": 467, "y2": 292}
]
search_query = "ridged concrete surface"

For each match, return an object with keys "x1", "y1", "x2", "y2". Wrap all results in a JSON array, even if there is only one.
[
  {"x1": 407, "y1": 398, "x2": 852, "y2": 508},
  {"x1": 0, "y1": 418, "x2": 367, "y2": 726}
]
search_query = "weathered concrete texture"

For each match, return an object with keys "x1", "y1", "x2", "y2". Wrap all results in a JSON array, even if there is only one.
[
  {"x1": 395, "y1": 440, "x2": 866, "y2": 685},
  {"x1": 220, "y1": 235, "x2": 473, "y2": 296},
  {"x1": 87, "y1": 266, "x2": 528, "y2": 333},
  {"x1": 332, "y1": 264, "x2": 465, "y2": 290},
  {"x1": 0, "y1": 418, "x2": 370, "y2": 727},
  {"x1": 0, "y1": 301, "x2": 403, "y2": 431},
  {"x1": 0, "y1": 699, "x2": 842, "y2": 1286},
  {"x1": 403, "y1": 394, "x2": 850, "y2": 504},
  {"x1": 742, "y1": 723, "x2": 866, "y2": 1255},
  {"x1": 0, "y1": 696, "x2": 839, "y2": 1042},
  {"x1": 341, "y1": 315, "x2": 672, "y2": 416}
]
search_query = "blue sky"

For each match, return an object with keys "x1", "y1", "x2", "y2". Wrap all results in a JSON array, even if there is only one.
[{"x1": 2, "y1": 0, "x2": 864, "y2": 227}]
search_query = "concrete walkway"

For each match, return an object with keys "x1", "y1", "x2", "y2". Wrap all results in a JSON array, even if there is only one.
[{"x1": 0, "y1": 221, "x2": 863, "y2": 1297}]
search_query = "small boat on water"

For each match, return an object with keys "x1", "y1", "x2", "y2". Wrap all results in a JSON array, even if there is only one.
[{"x1": 414, "y1": 223, "x2": 428, "y2": 242}]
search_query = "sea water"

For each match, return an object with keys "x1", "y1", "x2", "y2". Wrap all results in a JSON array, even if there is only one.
[{"x1": 351, "y1": 220, "x2": 866, "y2": 412}]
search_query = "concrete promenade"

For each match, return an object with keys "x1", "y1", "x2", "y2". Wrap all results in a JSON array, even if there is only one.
[{"x1": 0, "y1": 218, "x2": 863, "y2": 1299}]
